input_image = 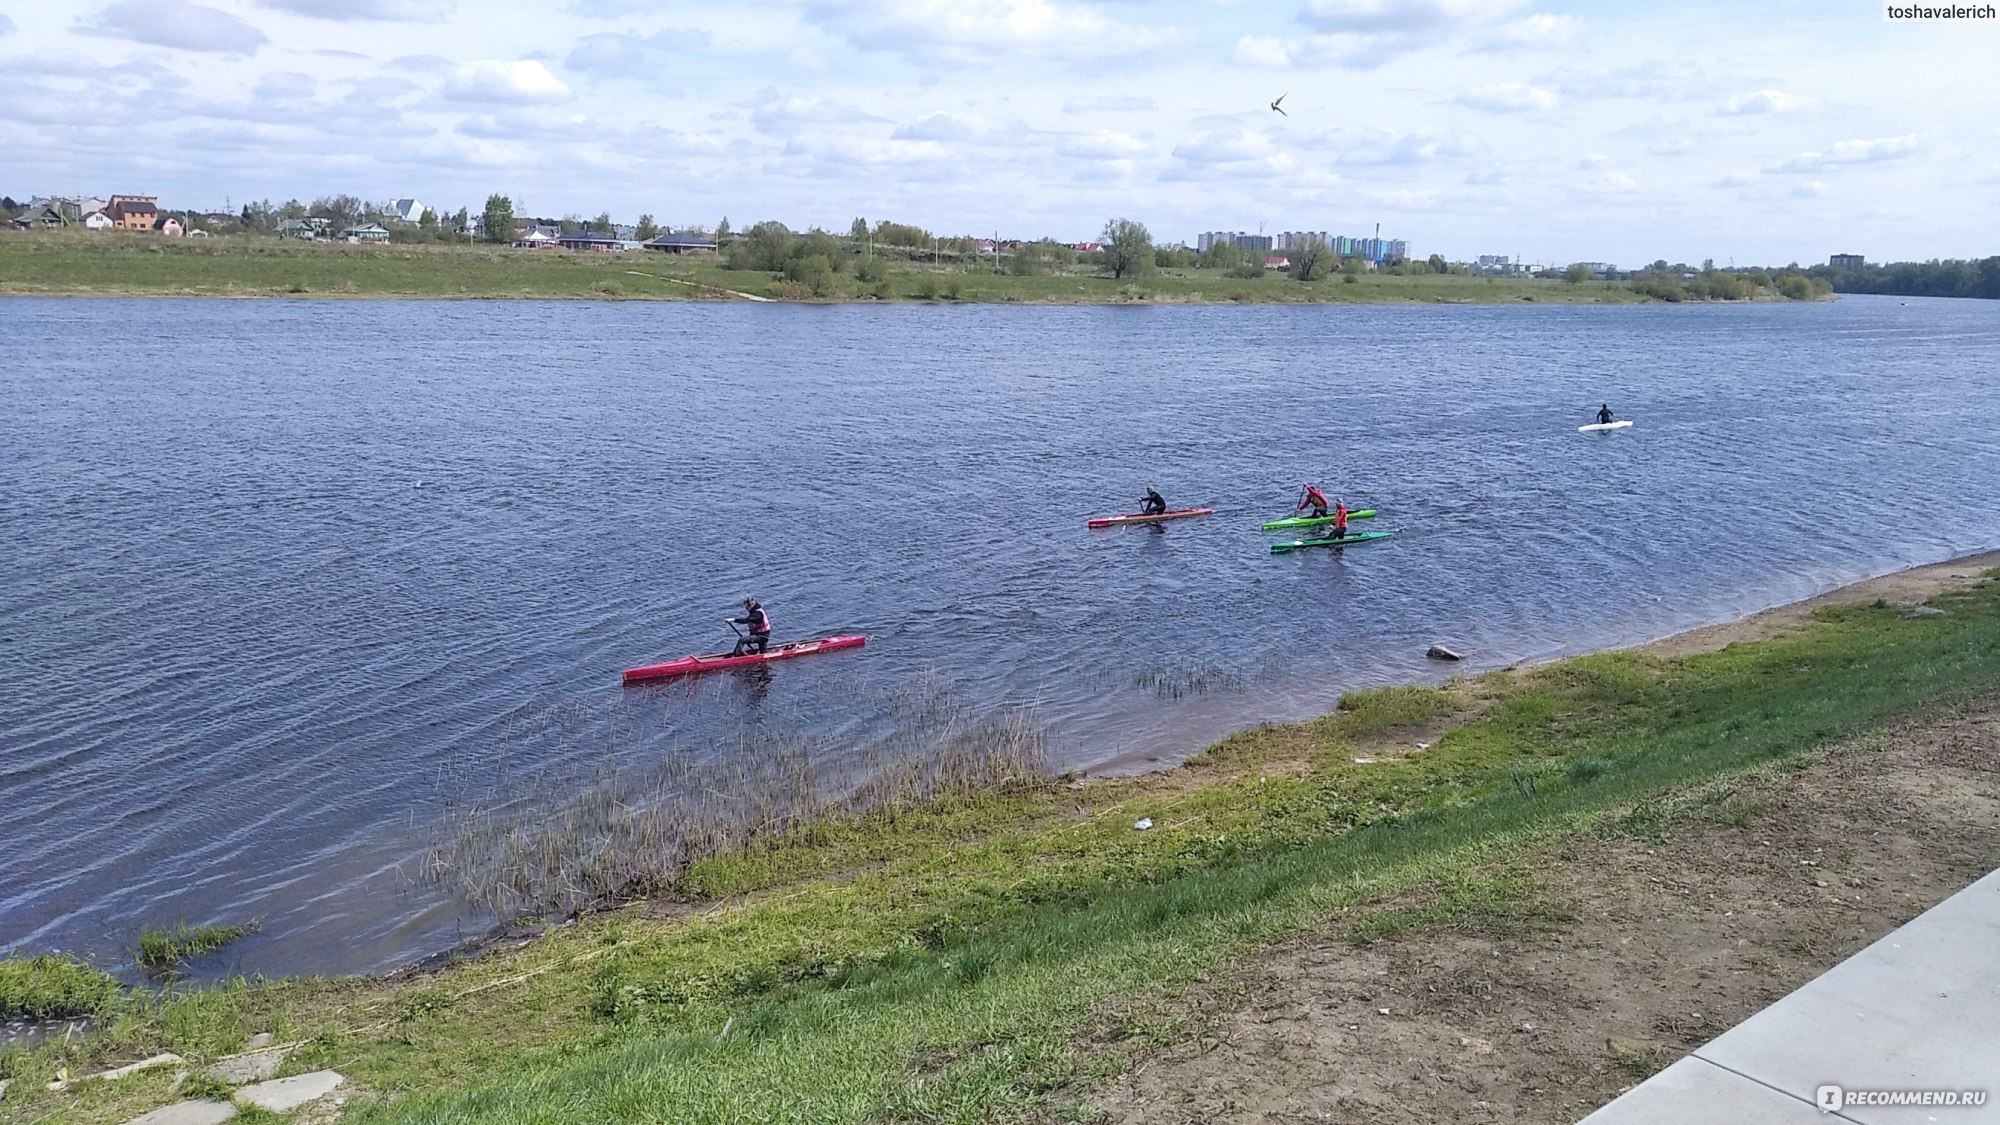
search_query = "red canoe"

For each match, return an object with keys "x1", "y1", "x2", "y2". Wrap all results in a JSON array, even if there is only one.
[
  {"x1": 621, "y1": 635, "x2": 867, "y2": 684},
  {"x1": 1087, "y1": 507, "x2": 1215, "y2": 528}
]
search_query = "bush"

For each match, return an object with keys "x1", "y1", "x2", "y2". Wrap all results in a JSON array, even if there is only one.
[
  {"x1": 1776, "y1": 272, "x2": 1814, "y2": 300},
  {"x1": 913, "y1": 276, "x2": 941, "y2": 301},
  {"x1": 855, "y1": 255, "x2": 886, "y2": 284},
  {"x1": 1342, "y1": 273, "x2": 1359, "y2": 285},
  {"x1": 1228, "y1": 262, "x2": 1264, "y2": 279},
  {"x1": 1630, "y1": 274, "x2": 1685, "y2": 302},
  {"x1": 769, "y1": 279, "x2": 814, "y2": 300},
  {"x1": 0, "y1": 954, "x2": 120, "y2": 1019},
  {"x1": 943, "y1": 280, "x2": 963, "y2": 300},
  {"x1": 783, "y1": 254, "x2": 837, "y2": 296}
]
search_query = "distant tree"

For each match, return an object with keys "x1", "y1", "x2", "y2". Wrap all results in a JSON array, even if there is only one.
[
  {"x1": 450, "y1": 207, "x2": 469, "y2": 237},
  {"x1": 634, "y1": 214, "x2": 659, "y2": 241},
  {"x1": 1702, "y1": 257, "x2": 1715, "y2": 272},
  {"x1": 1341, "y1": 257, "x2": 1365, "y2": 276},
  {"x1": 855, "y1": 254, "x2": 887, "y2": 283},
  {"x1": 481, "y1": 194, "x2": 514, "y2": 243},
  {"x1": 239, "y1": 199, "x2": 278, "y2": 232},
  {"x1": 796, "y1": 228, "x2": 845, "y2": 270},
  {"x1": 279, "y1": 198, "x2": 308, "y2": 220},
  {"x1": 1099, "y1": 218, "x2": 1154, "y2": 279},
  {"x1": 309, "y1": 194, "x2": 364, "y2": 229},
  {"x1": 740, "y1": 220, "x2": 797, "y2": 270},
  {"x1": 592, "y1": 211, "x2": 613, "y2": 233},
  {"x1": 849, "y1": 216, "x2": 868, "y2": 242},
  {"x1": 1290, "y1": 238, "x2": 1335, "y2": 282},
  {"x1": 559, "y1": 215, "x2": 583, "y2": 235},
  {"x1": 418, "y1": 207, "x2": 439, "y2": 233},
  {"x1": 1426, "y1": 252, "x2": 1447, "y2": 273},
  {"x1": 784, "y1": 254, "x2": 837, "y2": 296},
  {"x1": 1563, "y1": 262, "x2": 1593, "y2": 284},
  {"x1": 1197, "y1": 240, "x2": 1244, "y2": 271},
  {"x1": 0, "y1": 196, "x2": 17, "y2": 217},
  {"x1": 1154, "y1": 244, "x2": 1193, "y2": 269},
  {"x1": 1649, "y1": 259, "x2": 1671, "y2": 273},
  {"x1": 872, "y1": 220, "x2": 934, "y2": 248},
  {"x1": 715, "y1": 216, "x2": 732, "y2": 243}
]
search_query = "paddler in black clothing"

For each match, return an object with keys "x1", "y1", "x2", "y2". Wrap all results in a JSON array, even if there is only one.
[
  {"x1": 1140, "y1": 486, "x2": 1167, "y2": 516},
  {"x1": 730, "y1": 597, "x2": 772, "y2": 656},
  {"x1": 1596, "y1": 404, "x2": 1615, "y2": 425}
]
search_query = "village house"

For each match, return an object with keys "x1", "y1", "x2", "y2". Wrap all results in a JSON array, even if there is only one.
[
  {"x1": 11, "y1": 202, "x2": 69, "y2": 230},
  {"x1": 512, "y1": 224, "x2": 559, "y2": 248},
  {"x1": 154, "y1": 216, "x2": 185, "y2": 237},
  {"x1": 83, "y1": 210, "x2": 116, "y2": 230},
  {"x1": 277, "y1": 218, "x2": 318, "y2": 239},
  {"x1": 642, "y1": 231, "x2": 718, "y2": 254},
  {"x1": 388, "y1": 198, "x2": 428, "y2": 224},
  {"x1": 106, "y1": 195, "x2": 158, "y2": 231},
  {"x1": 556, "y1": 228, "x2": 621, "y2": 252},
  {"x1": 340, "y1": 223, "x2": 391, "y2": 243}
]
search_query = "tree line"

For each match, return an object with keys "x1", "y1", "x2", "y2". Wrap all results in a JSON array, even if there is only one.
[{"x1": 1813, "y1": 257, "x2": 2000, "y2": 300}]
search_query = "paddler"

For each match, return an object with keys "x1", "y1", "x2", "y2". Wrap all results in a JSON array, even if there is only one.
[
  {"x1": 1298, "y1": 484, "x2": 1330, "y2": 519},
  {"x1": 1329, "y1": 497, "x2": 1350, "y2": 539},
  {"x1": 1140, "y1": 486, "x2": 1167, "y2": 516},
  {"x1": 729, "y1": 597, "x2": 772, "y2": 656},
  {"x1": 1596, "y1": 403, "x2": 1614, "y2": 425}
]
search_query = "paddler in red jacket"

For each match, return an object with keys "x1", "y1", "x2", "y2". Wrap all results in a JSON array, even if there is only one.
[
  {"x1": 729, "y1": 597, "x2": 772, "y2": 656},
  {"x1": 1329, "y1": 498, "x2": 1350, "y2": 539},
  {"x1": 1298, "y1": 484, "x2": 1330, "y2": 518}
]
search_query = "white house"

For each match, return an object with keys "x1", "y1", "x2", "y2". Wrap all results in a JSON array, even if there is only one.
[
  {"x1": 390, "y1": 198, "x2": 428, "y2": 224},
  {"x1": 82, "y1": 210, "x2": 116, "y2": 230}
]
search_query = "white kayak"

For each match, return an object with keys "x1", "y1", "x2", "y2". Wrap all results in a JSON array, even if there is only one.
[{"x1": 1578, "y1": 420, "x2": 1634, "y2": 432}]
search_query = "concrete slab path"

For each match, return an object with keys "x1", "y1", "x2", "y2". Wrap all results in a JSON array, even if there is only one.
[{"x1": 1580, "y1": 867, "x2": 2000, "y2": 1123}]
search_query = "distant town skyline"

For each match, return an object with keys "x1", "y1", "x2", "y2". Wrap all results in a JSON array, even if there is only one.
[{"x1": 3, "y1": 0, "x2": 1996, "y2": 265}]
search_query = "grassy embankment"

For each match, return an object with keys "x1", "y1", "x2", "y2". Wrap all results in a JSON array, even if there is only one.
[
  {"x1": 0, "y1": 232, "x2": 1645, "y2": 305},
  {"x1": 5, "y1": 572, "x2": 1999, "y2": 1123}
]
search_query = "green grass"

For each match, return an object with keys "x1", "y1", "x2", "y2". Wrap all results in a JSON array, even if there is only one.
[
  {"x1": 136, "y1": 923, "x2": 251, "y2": 971},
  {"x1": 0, "y1": 232, "x2": 1646, "y2": 305},
  {"x1": 0, "y1": 954, "x2": 120, "y2": 1020},
  {"x1": 11, "y1": 571, "x2": 2000, "y2": 1123}
]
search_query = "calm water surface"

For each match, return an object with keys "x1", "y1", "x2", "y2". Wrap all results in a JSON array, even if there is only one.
[{"x1": 3, "y1": 294, "x2": 1998, "y2": 977}]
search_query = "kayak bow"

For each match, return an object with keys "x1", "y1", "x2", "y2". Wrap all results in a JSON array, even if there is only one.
[
  {"x1": 1269, "y1": 531, "x2": 1394, "y2": 553},
  {"x1": 622, "y1": 634, "x2": 867, "y2": 684},
  {"x1": 1087, "y1": 507, "x2": 1215, "y2": 528},
  {"x1": 1260, "y1": 508, "x2": 1378, "y2": 531}
]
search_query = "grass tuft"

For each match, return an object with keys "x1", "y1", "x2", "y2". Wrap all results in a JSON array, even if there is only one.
[
  {"x1": 0, "y1": 954, "x2": 121, "y2": 1020},
  {"x1": 137, "y1": 923, "x2": 252, "y2": 970}
]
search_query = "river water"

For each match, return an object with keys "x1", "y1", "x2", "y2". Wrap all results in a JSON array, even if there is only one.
[{"x1": 3, "y1": 294, "x2": 1997, "y2": 978}]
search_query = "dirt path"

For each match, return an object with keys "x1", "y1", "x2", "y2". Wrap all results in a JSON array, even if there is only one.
[{"x1": 1087, "y1": 702, "x2": 2000, "y2": 1124}]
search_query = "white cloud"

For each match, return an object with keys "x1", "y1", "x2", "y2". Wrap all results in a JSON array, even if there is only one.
[
  {"x1": 253, "y1": 0, "x2": 453, "y2": 20},
  {"x1": 385, "y1": 54, "x2": 453, "y2": 72},
  {"x1": 1545, "y1": 61, "x2": 1719, "y2": 103},
  {"x1": 253, "y1": 71, "x2": 317, "y2": 100},
  {"x1": 749, "y1": 91, "x2": 889, "y2": 133},
  {"x1": 1057, "y1": 130, "x2": 1147, "y2": 160},
  {"x1": 1576, "y1": 152, "x2": 1611, "y2": 168},
  {"x1": 443, "y1": 60, "x2": 574, "y2": 105},
  {"x1": 1650, "y1": 137, "x2": 1697, "y2": 155},
  {"x1": 1455, "y1": 81, "x2": 1557, "y2": 112},
  {"x1": 893, "y1": 112, "x2": 985, "y2": 141},
  {"x1": 1768, "y1": 134, "x2": 1919, "y2": 174},
  {"x1": 1790, "y1": 180, "x2": 1832, "y2": 197},
  {"x1": 567, "y1": 0, "x2": 672, "y2": 15},
  {"x1": 565, "y1": 28, "x2": 710, "y2": 80},
  {"x1": 1296, "y1": 0, "x2": 1524, "y2": 34},
  {"x1": 1171, "y1": 128, "x2": 1278, "y2": 165},
  {"x1": 0, "y1": 14, "x2": 15, "y2": 35},
  {"x1": 1244, "y1": 0, "x2": 1528, "y2": 68},
  {"x1": 1308, "y1": 125, "x2": 1477, "y2": 166},
  {"x1": 1062, "y1": 95, "x2": 1155, "y2": 114},
  {"x1": 1719, "y1": 89, "x2": 1816, "y2": 115},
  {"x1": 799, "y1": 0, "x2": 1184, "y2": 64},
  {"x1": 73, "y1": 0, "x2": 269, "y2": 54},
  {"x1": 1480, "y1": 12, "x2": 1577, "y2": 50}
]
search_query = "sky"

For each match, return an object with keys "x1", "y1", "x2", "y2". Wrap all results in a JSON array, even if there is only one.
[{"x1": 3, "y1": 0, "x2": 1997, "y2": 265}]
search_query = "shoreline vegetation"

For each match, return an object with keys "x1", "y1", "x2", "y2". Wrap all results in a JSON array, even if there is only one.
[
  {"x1": 4, "y1": 551, "x2": 1998, "y2": 1123},
  {"x1": 0, "y1": 231, "x2": 1820, "y2": 305}
]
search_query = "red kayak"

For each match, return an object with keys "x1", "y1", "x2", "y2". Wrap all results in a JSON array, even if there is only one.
[
  {"x1": 1087, "y1": 508, "x2": 1215, "y2": 528},
  {"x1": 621, "y1": 635, "x2": 866, "y2": 684}
]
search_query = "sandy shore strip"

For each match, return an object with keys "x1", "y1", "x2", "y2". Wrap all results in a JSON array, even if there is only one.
[{"x1": 1634, "y1": 549, "x2": 2000, "y2": 659}]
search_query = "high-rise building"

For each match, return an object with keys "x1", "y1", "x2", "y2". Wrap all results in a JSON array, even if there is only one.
[{"x1": 1829, "y1": 253, "x2": 1865, "y2": 270}]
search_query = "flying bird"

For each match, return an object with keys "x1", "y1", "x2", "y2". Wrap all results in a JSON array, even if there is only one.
[{"x1": 1270, "y1": 93, "x2": 1288, "y2": 116}]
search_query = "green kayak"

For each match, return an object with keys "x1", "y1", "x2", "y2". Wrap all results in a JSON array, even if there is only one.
[
  {"x1": 1270, "y1": 530, "x2": 1394, "y2": 553},
  {"x1": 1260, "y1": 508, "x2": 1378, "y2": 531}
]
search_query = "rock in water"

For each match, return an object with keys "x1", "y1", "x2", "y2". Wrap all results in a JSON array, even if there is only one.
[{"x1": 1427, "y1": 644, "x2": 1462, "y2": 661}]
